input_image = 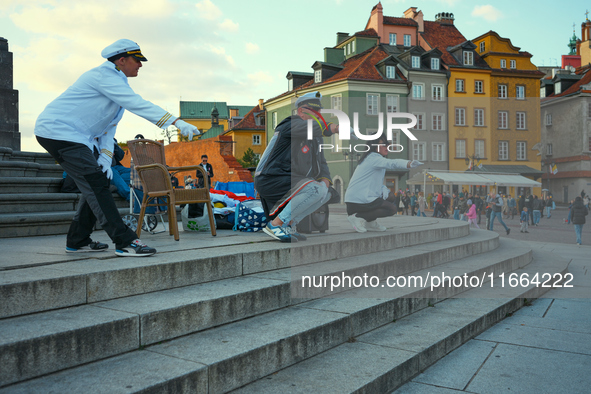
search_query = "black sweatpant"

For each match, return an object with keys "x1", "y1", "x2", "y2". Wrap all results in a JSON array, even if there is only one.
[
  {"x1": 346, "y1": 198, "x2": 396, "y2": 222},
  {"x1": 37, "y1": 136, "x2": 137, "y2": 249}
]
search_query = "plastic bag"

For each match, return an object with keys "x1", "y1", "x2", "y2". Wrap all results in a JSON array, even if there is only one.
[{"x1": 181, "y1": 203, "x2": 216, "y2": 232}]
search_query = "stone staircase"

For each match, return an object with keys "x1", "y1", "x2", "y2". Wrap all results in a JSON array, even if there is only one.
[
  {"x1": 0, "y1": 217, "x2": 568, "y2": 393},
  {"x1": 0, "y1": 147, "x2": 128, "y2": 237}
]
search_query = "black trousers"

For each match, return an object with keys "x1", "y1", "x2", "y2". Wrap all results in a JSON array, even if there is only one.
[
  {"x1": 37, "y1": 137, "x2": 137, "y2": 249},
  {"x1": 346, "y1": 198, "x2": 396, "y2": 222}
]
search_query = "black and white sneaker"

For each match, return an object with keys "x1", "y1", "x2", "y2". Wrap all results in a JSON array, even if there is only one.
[
  {"x1": 66, "y1": 240, "x2": 108, "y2": 253},
  {"x1": 115, "y1": 239, "x2": 156, "y2": 257}
]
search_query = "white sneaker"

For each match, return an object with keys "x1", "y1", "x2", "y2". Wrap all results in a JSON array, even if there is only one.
[
  {"x1": 348, "y1": 214, "x2": 367, "y2": 233},
  {"x1": 366, "y1": 220, "x2": 387, "y2": 232}
]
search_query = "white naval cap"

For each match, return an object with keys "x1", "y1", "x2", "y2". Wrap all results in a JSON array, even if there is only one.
[{"x1": 101, "y1": 39, "x2": 147, "y2": 61}]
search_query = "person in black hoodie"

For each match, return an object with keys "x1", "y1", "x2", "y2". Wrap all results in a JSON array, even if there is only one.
[{"x1": 570, "y1": 196, "x2": 589, "y2": 245}]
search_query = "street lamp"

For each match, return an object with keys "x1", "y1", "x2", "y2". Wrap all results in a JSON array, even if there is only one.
[{"x1": 464, "y1": 154, "x2": 480, "y2": 171}]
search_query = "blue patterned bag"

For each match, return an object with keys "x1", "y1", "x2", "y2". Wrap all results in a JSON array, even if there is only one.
[{"x1": 233, "y1": 200, "x2": 267, "y2": 232}]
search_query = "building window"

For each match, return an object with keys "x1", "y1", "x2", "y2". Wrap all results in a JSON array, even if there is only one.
[
  {"x1": 432, "y1": 114, "x2": 444, "y2": 130},
  {"x1": 475, "y1": 80, "x2": 483, "y2": 94},
  {"x1": 272, "y1": 112, "x2": 277, "y2": 129},
  {"x1": 474, "y1": 108, "x2": 484, "y2": 126},
  {"x1": 500, "y1": 59, "x2": 506, "y2": 68},
  {"x1": 432, "y1": 84, "x2": 444, "y2": 101},
  {"x1": 412, "y1": 56, "x2": 421, "y2": 68},
  {"x1": 510, "y1": 60, "x2": 516, "y2": 69},
  {"x1": 456, "y1": 139, "x2": 466, "y2": 158},
  {"x1": 412, "y1": 83, "x2": 425, "y2": 100},
  {"x1": 455, "y1": 79, "x2": 465, "y2": 92},
  {"x1": 413, "y1": 142, "x2": 426, "y2": 161},
  {"x1": 389, "y1": 33, "x2": 397, "y2": 45},
  {"x1": 516, "y1": 141, "x2": 527, "y2": 160},
  {"x1": 367, "y1": 93, "x2": 379, "y2": 115},
  {"x1": 463, "y1": 51, "x2": 473, "y2": 66},
  {"x1": 386, "y1": 94, "x2": 398, "y2": 113},
  {"x1": 386, "y1": 65, "x2": 396, "y2": 79},
  {"x1": 455, "y1": 108, "x2": 466, "y2": 126},
  {"x1": 432, "y1": 143, "x2": 446, "y2": 161},
  {"x1": 331, "y1": 95, "x2": 342, "y2": 111},
  {"x1": 431, "y1": 58, "x2": 440, "y2": 70},
  {"x1": 498, "y1": 111, "x2": 508, "y2": 129},
  {"x1": 516, "y1": 85, "x2": 525, "y2": 100},
  {"x1": 404, "y1": 34, "x2": 411, "y2": 47},
  {"x1": 547, "y1": 143, "x2": 553, "y2": 156},
  {"x1": 588, "y1": 102, "x2": 591, "y2": 118},
  {"x1": 498, "y1": 84, "x2": 507, "y2": 98},
  {"x1": 516, "y1": 112, "x2": 526, "y2": 130},
  {"x1": 314, "y1": 69, "x2": 321, "y2": 83},
  {"x1": 546, "y1": 113, "x2": 552, "y2": 125},
  {"x1": 352, "y1": 40, "x2": 356, "y2": 53},
  {"x1": 252, "y1": 134, "x2": 261, "y2": 145},
  {"x1": 479, "y1": 41, "x2": 485, "y2": 52},
  {"x1": 475, "y1": 139, "x2": 485, "y2": 158},
  {"x1": 288, "y1": 79, "x2": 293, "y2": 91},
  {"x1": 413, "y1": 113, "x2": 424, "y2": 130},
  {"x1": 499, "y1": 141, "x2": 509, "y2": 160}
]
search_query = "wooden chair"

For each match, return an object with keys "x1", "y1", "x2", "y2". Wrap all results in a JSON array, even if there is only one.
[{"x1": 127, "y1": 139, "x2": 216, "y2": 241}]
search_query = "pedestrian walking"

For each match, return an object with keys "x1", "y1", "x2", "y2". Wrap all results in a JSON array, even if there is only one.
[
  {"x1": 570, "y1": 196, "x2": 589, "y2": 245},
  {"x1": 520, "y1": 207, "x2": 529, "y2": 233}
]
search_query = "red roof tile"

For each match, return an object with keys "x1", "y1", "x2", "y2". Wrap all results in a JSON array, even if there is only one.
[
  {"x1": 421, "y1": 21, "x2": 466, "y2": 66},
  {"x1": 228, "y1": 104, "x2": 265, "y2": 131},
  {"x1": 354, "y1": 28, "x2": 379, "y2": 37},
  {"x1": 383, "y1": 16, "x2": 418, "y2": 27},
  {"x1": 549, "y1": 69, "x2": 591, "y2": 98}
]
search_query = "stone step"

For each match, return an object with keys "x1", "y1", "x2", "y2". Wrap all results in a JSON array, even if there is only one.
[
  {"x1": 0, "y1": 236, "x2": 530, "y2": 389},
  {"x1": 0, "y1": 223, "x2": 475, "y2": 319},
  {"x1": 0, "y1": 206, "x2": 129, "y2": 238},
  {"x1": 0, "y1": 193, "x2": 79, "y2": 214},
  {"x1": 0, "y1": 177, "x2": 62, "y2": 194},
  {"x1": 233, "y1": 250, "x2": 570, "y2": 394},
  {"x1": 7, "y1": 151, "x2": 56, "y2": 165},
  {"x1": 0, "y1": 161, "x2": 62, "y2": 178}
]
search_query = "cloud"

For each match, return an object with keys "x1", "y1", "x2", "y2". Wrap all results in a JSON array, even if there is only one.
[
  {"x1": 219, "y1": 18, "x2": 239, "y2": 32},
  {"x1": 245, "y1": 42, "x2": 259, "y2": 54},
  {"x1": 195, "y1": 0, "x2": 222, "y2": 20},
  {"x1": 471, "y1": 5, "x2": 503, "y2": 21}
]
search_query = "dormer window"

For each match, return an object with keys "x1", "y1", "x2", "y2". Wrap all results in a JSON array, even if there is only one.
[
  {"x1": 463, "y1": 51, "x2": 473, "y2": 66},
  {"x1": 431, "y1": 58, "x2": 440, "y2": 70},
  {"x1": 479, "y1": 42, "x2": 485, "y2": 53},
  {"x1": 386, "y1": 65, "x2": 396, "y2": 79},
  {"x1": 314, "y1": 69, "x2": 321, "y2": 83},
  {"x1": 352, "y1": 40, "x2": 356, "y2": 53},
  {"x1": 411, "y1": 56, "x2": 420, "y2": 68}
]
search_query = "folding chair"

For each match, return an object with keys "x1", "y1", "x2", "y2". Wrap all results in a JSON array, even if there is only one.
[{"x1": 127, "y1": 139, "x2": 216, "y2": 241}]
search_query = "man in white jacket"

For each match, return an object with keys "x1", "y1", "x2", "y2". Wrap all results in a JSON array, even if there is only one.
[{"x1": 35, "y1": 39, "x2": 199, "y2": 257}]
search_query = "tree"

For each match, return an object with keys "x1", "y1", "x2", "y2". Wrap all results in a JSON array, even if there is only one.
[
  {"x1": 161, "y1": 125, "x2": 177, "y2": 144},
  {"x1": 237, "y1": 147, "x2": 260, "y2": 168}
]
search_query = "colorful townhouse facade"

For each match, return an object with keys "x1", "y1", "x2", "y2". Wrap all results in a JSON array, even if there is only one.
[
  {"x1": 179, "y1": 101, "x2": 252, "y2": 139},
  {"x1": 223, "y1": 100, "x2": 267, "y2": 163}
]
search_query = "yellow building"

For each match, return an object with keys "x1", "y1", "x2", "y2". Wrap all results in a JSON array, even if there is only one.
[
  {"x1": 419, "y1": 16, "x2": 493, "y2": 195},
  {"x1": 222, "y1": 102, "x2": 267, "y2": 163},
  {"x1": 178, "y1": 102, "x2": 253, "y2": 139},
  {"x1": 472, "y1": 31, "x2": 545, "y2": 197}
]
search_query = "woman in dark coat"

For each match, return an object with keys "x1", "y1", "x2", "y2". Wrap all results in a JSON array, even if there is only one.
[{"x1": 570, "y1": 196, "x2": 589, "y2": 245}]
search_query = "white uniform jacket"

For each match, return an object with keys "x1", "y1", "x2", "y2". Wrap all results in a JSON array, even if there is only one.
[
  {"x1": 35, "y1": 61, "x2": 175, "y2": 157},
  {"x1": 344, "y1": 153, "x2": 409, "y2": 204}
]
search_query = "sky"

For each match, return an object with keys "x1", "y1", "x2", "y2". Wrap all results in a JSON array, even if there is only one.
[{"x1": 2, "y1": 0, "x2": 590, "y2": 152}]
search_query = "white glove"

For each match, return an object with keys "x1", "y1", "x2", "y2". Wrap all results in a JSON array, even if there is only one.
[
  {"x1": 409, "y1": 160, "x2": 423, "y2": 168},
  {"x1": 176, "y1": 120, "x2": 200, "y2": 140},
  {"x1": 97, "y1": 153, "x2": 113, "y2": 180}
]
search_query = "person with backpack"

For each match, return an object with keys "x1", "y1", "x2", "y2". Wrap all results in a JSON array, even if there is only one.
[
  {"x1": 255, "y1": 91, "x2": 337, "y2": 242},
  {"x1": 532, "y1": 195, "x2": 544, "y2": 226},
  {"x1": 488, "y1": 191, "x2": 511, "y2": 235},
  {"x1": 570, "y1": 196, "x2": 589, "y2": 245}
]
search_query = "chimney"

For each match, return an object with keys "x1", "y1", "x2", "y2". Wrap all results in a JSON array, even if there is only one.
[
  {"x1": 404, "y1": 8, "x2": 424, "y2": 33},
  {"x1": 403, "y1": 7, "x2": 417, "y2": 18},
  {"x1": 258, "y1": 99, "x2": 264, "y2": 110},
  {"x1": 336, "y1": 32, "x2": 349, "y2": 45},
  {"x1": 435, "y1": 12, "x2": 455, "y2": 25}
]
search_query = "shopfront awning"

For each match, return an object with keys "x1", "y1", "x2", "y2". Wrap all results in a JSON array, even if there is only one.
[{"x1": 406, "y1": 171, "x2": 541, "y2": 187}]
